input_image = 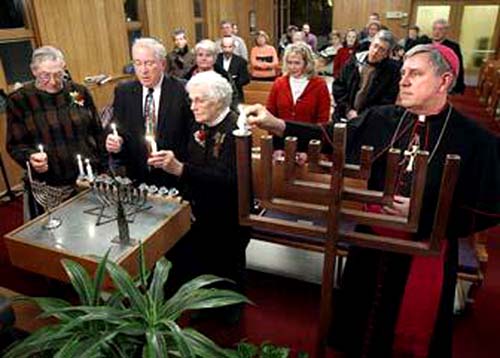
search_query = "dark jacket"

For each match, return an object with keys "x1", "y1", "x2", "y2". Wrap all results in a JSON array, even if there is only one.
[
  {"x1": 216, "y1": 53, "x2": 250, "y2": 103},
  {"x1": 332, "y1": 52, "x2": 401, "y2": 120},
  {"x1": 167, "y1": 46, "x2": 195, "y2": 79},
  {"x1": 111, "y1": 75, "x2": 192, "y2": 186}
]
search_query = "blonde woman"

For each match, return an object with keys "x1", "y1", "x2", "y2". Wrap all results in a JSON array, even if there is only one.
[{"x1": 250, "y1": 30, "x2": 279, "y2": 80}]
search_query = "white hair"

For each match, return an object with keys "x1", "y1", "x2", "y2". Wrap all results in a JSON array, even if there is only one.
[
  {"x1": 186, "y1": 71, "x2": 233, "y2": 109},
  {"x1": 433, "y1": 18, "x2": 449, "y2": 28},
  {"x1": 195, "y1": 39, "x2": 217, "y2": 57},
  {"x1": 31, "y1": 46, "x2": 65, "y2": 70},
  {"x1": 132, "y1": 37, "x2": 167, "y2": 60}
]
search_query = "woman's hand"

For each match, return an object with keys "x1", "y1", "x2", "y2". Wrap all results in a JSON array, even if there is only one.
[
  {"x1": 244, "y1": 104, "x2": 286, "y2": 137},
  {"x1": 105, "y1": 134, "x2": 123, "y2": 153},
  {"x1": 29, "y1": 152, "x2": 48, "y2": 173},
  {"x1": 147, "y1": 150, "x2": 184, "y2": 176}
]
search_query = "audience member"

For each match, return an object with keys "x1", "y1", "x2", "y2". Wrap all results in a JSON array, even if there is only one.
[
  {"x1": 278, "y1": 25, "x2": 299, "y2": 56},
  {"x1": 185, "y1": 39, "x2": 239, "y2": 109},
  {"x1": 215, "y1": 20, "x2": 248, "y2": 60},
  {"x1": 358, "y1": 20, "x2": 382, "y2": 52},
  {"x1": 267, "y1": 42, "x2": 330, "y2": 124},
  {"x1": 302, "y1": 23, "x2": 318, "y2": 52},
  {"x1": 432, "y1": 18, "x2": 465, "y2": 94},
  {"x1": 359, "y1": 12, "x2": 388, "y2": 40},
  {"x1": 250, "y1": 30, "x2": 279, "y2": 80},
  {"x1": 333, "y1": 28, "x2": 359, "y2": 78},
  {"x1": 106, "y1": 37, "x2": 191, "y2": 186},
  {"x1": 332, "y1": 30, "x2": 401, "y2": 121},
  {"x1": 167, "y1": 28, "x2": 195, "y2": 79},
  {"x1": 216, "y1": 36, "x2": 250, "y2": 103},
  {"x1": 400, "y1": 25, "x2": 423, "y2": 52},
  {"x1": 317, "y1": 30, "x2": 344, "y2": 76},
  {"x1": 232, "y1": 23, "x2": 239, "y2": 35},
  {"x1": 6, "y1": 46, "x2": 107, "y2": 219}
]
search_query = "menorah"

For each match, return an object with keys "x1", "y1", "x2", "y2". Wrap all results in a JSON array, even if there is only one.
[{"x1": 30, "y1": 180, "x2": 73, "y2": 230}]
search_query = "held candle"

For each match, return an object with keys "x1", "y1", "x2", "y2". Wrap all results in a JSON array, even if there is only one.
[
  {"x1": 38, "y1": 144, "x2": 44, "y2": 154},
  {"x1": 76, "y1": 154, "x2": 85, "y2": 177},
  {"x1": 111, "y1": 123, "x2": 118, "y2": 136},
  {"x1": 85, "y1": 158, "x2": 94, "y2": 180},
  {"x1": 146, "y1": 135, "x2": 157, "y2": 154}
]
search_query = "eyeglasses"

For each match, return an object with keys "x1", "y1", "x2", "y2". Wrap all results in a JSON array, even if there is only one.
[
  {"x1": 37, "y1": 71, "x2": 65, "y2": 83},
  {"x1": 371, "y1": 43, "x2": 389, "y2": 54},
  {"x1": 133, "y1": 60, "x2": 159, "y2": 68}
]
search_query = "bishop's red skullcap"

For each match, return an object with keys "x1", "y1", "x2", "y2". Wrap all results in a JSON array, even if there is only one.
[{"x1": 432, "y1": 43, "x2": 459, "y2": 77}]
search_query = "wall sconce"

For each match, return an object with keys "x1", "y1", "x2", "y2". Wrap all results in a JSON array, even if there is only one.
[{"x1": 249, "y1": 10, "x2": 257, "y2": 34}]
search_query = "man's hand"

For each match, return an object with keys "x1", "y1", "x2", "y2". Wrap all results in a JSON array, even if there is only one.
[
  {"x1": 244, "y1": 104, "x2": 286, "y2": 137},
  {"x1": 147, "y1": 150, "x2": 184, "y2": 176},
  {"x1": 29, "y1": 152, "x2": 48, "y2": 173},
  {"x1": 346, "y1": 109, "x2": 358, "y2": 120},
  {"x1": 383, "y1": 196, "x2": 410, "y2": 217},
  {"x1": 105, "y1": 134, "x2": 123, "y2": 153}
]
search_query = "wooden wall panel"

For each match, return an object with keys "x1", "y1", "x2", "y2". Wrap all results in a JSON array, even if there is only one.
[
  {"x1": 32, "y1": 0, "x2": 129, "y2": 82},
  {"x1": 145, "y1": 0, "x2": 196, "y2": 50},
  {"x1": 333, "y1": 0, "x2": 412, "y2": 40},
  {"x1": 0, "y1": 113, "x2": 24, "y2": 192}
]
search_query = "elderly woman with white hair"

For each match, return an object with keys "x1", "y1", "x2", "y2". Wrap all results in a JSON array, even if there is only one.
[
  {"x1": 7, "y1": 45, "x2": 106, "y2": 219},
  {"x1": 184, "y1": 39, "x2": 239, "y2": 109},
  {"x1": 148, "y1": 71, "x2": 248, "y2": 317}
]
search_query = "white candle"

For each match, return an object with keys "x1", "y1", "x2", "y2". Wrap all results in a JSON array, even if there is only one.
[
  {"x1": 418, "y1": 115, "x2": 426, "y2": 123},
  {"x1": 111, "y1": 123, "x2": 118, "y2": 136},
  {"x1": 25, "y1": 161, "x2": 33, "y2": 182},
  {"x1": 237, "y1": 104, "x2": 247, "y2": 133},
  {"x1": 76, "y1": 154, "x2": 85, "y2": 177},
  {"x1": 85, "y1": 158, "x2": 94, "y2": 180},
  {"x1": 146, "y1": 135, "x2": 157, "y2": 154},
  {"x1": 38, "y1": 144, "x2": 44, "y2": 154}
]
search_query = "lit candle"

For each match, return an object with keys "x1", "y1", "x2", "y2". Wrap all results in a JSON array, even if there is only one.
[
  {"x1": 85, "y1": 158, "x2": 94, "y2": 180},
  {"x1": 146, "y1": 135, "x2": 157, "y2": 154},
  {"x1": 111, "y1": 123, "x2": 118, "y2": 136},
  {"x1": 76, "y1": 154, "x2": 85, "y2": 177},
  {"x1": 38, "y1": 144, "x2": 44, "y2": 154},
  {"x1": 418, "y1": 115, "x2": 426, "y2": 123}
]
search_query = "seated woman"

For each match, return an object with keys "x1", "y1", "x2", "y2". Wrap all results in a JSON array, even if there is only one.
[
  {"x1": 266, "y1": 42, "x2": 331, "y2": 124},
  {"x1": 184, "y1": 39, "x2": 239, "y2": 109},
  {"x1": 250, "y1": 30, "x2": 279, "y2": 80},
  {"x1": 317, "y1": 30, "x2": 344, "y2": 76},
  {"x1": 148, "y1": 71, "x2": 249, "y2": 298},
  {"x1": 334, "y1": 28, "x2": 359, "y2": 79}
]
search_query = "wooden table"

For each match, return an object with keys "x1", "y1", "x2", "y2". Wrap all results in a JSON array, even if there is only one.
[{"x1": 4, "y1": 190, "x2": 191, "y2": 287}]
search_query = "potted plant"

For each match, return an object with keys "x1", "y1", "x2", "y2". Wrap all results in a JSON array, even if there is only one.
[{"x1": 4, "y1": 244, "x2": 249, "y2": 357}]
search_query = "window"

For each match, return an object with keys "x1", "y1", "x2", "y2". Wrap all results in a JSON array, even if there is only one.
[
  {"x1": 193, "y1": 0, "x2": 207, "y2": 42},
  {"x1": 0, "y1": 0, "x2": 36, "y2": 88},
  {"x1": 124, "y1": 0, "x2": 147, "y2": 50}
]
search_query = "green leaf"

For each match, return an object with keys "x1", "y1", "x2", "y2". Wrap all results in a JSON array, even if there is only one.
[
  {"x1": 27, "y1": 297, "x2": 76, "y2": 321},
  {"x1": 182, "y1": 328, "x2": 238, "y2": 358},
  {"x1": 138, "y1": 241, "x2": 149, "y2": 289},
  {"x1": 181, "y1": 289, "x2": 250, "y2": 311},
  {"x1": 236, "y1": 341, "x2": 258, "y2": 358},
  {"x1": 91, "y1": 249, "x2": 111, "y2": 306},
  {"x1": 62, "y1": 259, "x2": 93, "y2": 305},
  {"x1": 144, "y1": 328, "x2": 168, "y2": 358},
  {"x1": 160, "y1": 320, "x2": 194, "y2": 358},
  {"x1": 148, "y1": 258, "x2": 172, "y2": 303},
  {"x1": 106, "y1": 260, "x2": 148, "y2": 315},
  {"x1": 53, "y1": 334, "x2": 84, "y2": 358}
]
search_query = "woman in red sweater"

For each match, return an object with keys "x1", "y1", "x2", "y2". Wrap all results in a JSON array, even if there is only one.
[{"x1": 266, "y1": 42, "x2": 331, "y2": 124}]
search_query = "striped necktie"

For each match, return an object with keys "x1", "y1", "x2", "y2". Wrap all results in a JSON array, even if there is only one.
[{"x1": 144, "y1": 88, "x2": 156, "y2": 136}]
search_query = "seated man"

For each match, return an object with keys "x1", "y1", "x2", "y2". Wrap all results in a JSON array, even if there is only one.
[
  {"x1": 106, "y1": 37, "x2": 192, "y2": 187},
  {"x1": 6, "y1": 46, "x2": 107, "y2": 219},
  {"x1": 245, "y1": 44, "x2": 500, "y2": 357},
  {"x1": 332, "y1": 30, "x2": 401, "y2": 121}
]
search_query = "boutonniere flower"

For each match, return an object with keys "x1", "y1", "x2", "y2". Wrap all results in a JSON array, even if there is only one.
[
  {"x1": 194, "y1": 128, "x2": 206, "y2": 147},
  {"x1": 213, "y1": 132, "x2": 226, "y2": 158},
  {"x1": 69, "y1": 91, "x2": 85, "y2": 107}
]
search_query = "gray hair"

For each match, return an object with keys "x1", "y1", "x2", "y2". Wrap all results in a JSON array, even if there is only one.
[
  {"x1": 374, "y1": 30, "x2": 396, "y2": 51},
  {"x1": 132, "y1": 37, "x2": 167, "y2": 60},
  {"x1": 186, "y1": 71, "x2": 233, "y2": 109},
  {"x1": 433, "y1": 18, "x2": 449, "y2": 28},
  {"x1": 404, "y1": 44, "x2": 457, "y2": 92},
  {"x1": 194, "y1": 39, "x2": 217, "y2": 57},
  {"x1": 282, "y1": 42, "x2": 316, "y2": 79},
  {"x1": 31, "y1": 46, "x2": 65, "y2": 70}
]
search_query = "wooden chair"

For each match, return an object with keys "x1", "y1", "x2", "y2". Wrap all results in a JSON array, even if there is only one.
[{"x1": 234, "y1": 124, "x2": 461, "y2": 356}]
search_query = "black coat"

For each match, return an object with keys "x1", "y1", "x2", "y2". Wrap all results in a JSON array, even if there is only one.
[
  {"x1": 111, "y1": 76, "x2": 192, "y2": 186},
  {"x1": 215, "y1": 53, "x2": 250, "y2": 102},
  {"x1": 332, "y1": 54, "x2": 401, "y2": 121}
]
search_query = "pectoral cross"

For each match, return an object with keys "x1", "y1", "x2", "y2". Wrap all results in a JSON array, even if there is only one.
[{"x1": 404, "y1": 145, "x2": 419, "y2": 172}]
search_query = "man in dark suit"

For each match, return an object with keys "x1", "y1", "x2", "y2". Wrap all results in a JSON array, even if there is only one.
[
  {"x1": 216, "y1": 36, "x2": 250, "y2": 103},
  {"x1": 106, "y1": 37, "x2": 192, "y2": 186},
  {"x1": 432, "y1": 18, "x2": 465, "y2": 94}
]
